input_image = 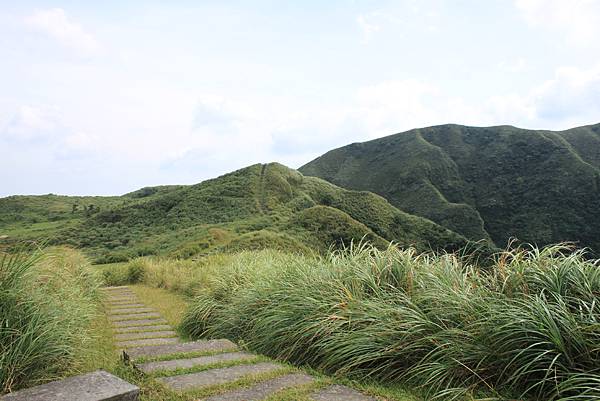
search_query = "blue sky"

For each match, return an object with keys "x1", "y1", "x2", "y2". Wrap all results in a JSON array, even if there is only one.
[{"x1": 1, "y1": 0, "x2": 600, "y2": 196}]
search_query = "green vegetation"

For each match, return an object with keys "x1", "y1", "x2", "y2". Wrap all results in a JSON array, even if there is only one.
[
  {"x1": 0, "y1": 247, "x2": 101, "y2": 393},
  {"x1": 128, "y1": 244, "x2": 598, "y2": 401},
  {"x1": 300, "y1": 123, "x2": 600, "y2": 254},
  {"x1": 94, "y1": 262, "x2": 421, "y2": 401},
  {"x1": 1, "y1": 163, "x2": 486, "y2": 263}
]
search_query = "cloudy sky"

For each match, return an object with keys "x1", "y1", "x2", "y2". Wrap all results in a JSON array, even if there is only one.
[{"x1": 1, "y1": 0, "x2": 600, "y2": 196}]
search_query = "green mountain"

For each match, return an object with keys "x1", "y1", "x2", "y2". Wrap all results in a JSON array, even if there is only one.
[
  {"x1": 0, "y1": 163, "x2": 480, "y2": 263},
  {"x1": 300, "y1": 123, "x2": 600, "y2": 253}
]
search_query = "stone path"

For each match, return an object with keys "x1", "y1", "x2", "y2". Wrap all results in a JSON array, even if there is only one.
[
  {"x1": 102, "y1": 286, "x2": 379, "y2": 401},
  {"x1": 0, "y1": 371, "x2": 139, "y2": 401}
]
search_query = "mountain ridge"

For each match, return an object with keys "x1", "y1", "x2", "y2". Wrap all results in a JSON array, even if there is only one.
[
  {"x1": 300, "y1": 122, "x2": 600, "y2": 253},
  {"x1": 0, "y1": 163, "x2": 485, "y2": 262}
]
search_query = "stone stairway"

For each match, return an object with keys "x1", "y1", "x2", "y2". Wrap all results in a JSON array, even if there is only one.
[{"x1": 103, "y1": 286, "x2": 379, "y2": 401}]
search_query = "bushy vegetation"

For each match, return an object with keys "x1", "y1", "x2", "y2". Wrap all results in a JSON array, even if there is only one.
[
  {"x1": 2, "y1": 163, "x2": 482, "y2": 263},
  {"x1": 300, "y1": 123, "x2": 600, "y2": 255},
  {"x1": 150, "y1": 243, "x2": 600, "y2": 400},
  {"x1": 0, "y1": 247, "x2": 101, "y2": 394}
]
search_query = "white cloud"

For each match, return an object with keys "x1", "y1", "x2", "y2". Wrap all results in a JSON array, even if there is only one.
[
  {"x1": 356, "y1": 13, "x2": 383, "y2": 44},
  {"x1": 24, "y1": 8, "x2": 99, "y2": 55},
  {"x1": 353, "y1": 79, "x2": 482, "y2": 135},
  {"x1": 498, "y1": 58, "x2": 529, "y2": 73},
  {"x1": 532, "y1": 65, "x2": 600, "y2": 125},
  {"x1": 515, "y1": 0, "x2": 600, "y2": 46},
  {"x1": 349, "y1": 63, "x2": 600, "y2": 135},
  {"x1": 1, "y1": 104, "x2": 63, "y2": 140}
]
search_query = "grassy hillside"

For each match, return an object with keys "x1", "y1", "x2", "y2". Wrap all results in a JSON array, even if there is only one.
[
  {"x1": 104, "y1": 244, "x2": 600, "y2": 400},
  {"x1": 0, "y1": 163, "x2": 482, "y2": 263},
  {"x1": 300, "y1": 123, "x2": 600, "y2": 253}
]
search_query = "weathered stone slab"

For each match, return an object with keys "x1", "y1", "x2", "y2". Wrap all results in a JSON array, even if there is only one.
[
  {"x1": 112, "y1": 318, "x2": 168, "y2": 328},
  {"x1": 107, "y1": 303, "x2": 142, "y2": 309},
  {"x1": 115, "y1": 330, "x2": 177, "y2": 341},
  {"x1": 105, "y1": 297, "x2": 140, "y2": 305},
  {"x1": 125, "y1": 339, "x2": 237, "y2": 359},
  {"x1": 137, "y1": 351, "x2": 255, "y2": 373},
  {"x1": 109, "y1": 307, "x2": 155, "y2": 315},
  {"x1": 114, "y1": 324, "x2": 172, "y2": 333},
  {"x1": 0, "y1": 370, "x2": 138, "y2": 401},
  {"x1": 108, "y1": 303, "x2": 145, "y2": 309},
  {"x1": 107, "y1": 298, "x2": 139, "y2": 303},
  {"x1": 104, "y1": 292, "x2": 136, "y2": 297},
  {"x1": 157, "y1": 362, "x2": 282, "y2": 391},
  {"x1": 116, "y1": 337, "x2": 179, "y2": 348},
  {"x1": 106, "y1": 293, "x2": 137, "y2": 298},
  {"x1": 203, "y1": 373, "x2": 314, "y2": 401},
  {"x1": 109, "y1": 312, "x2": 161, "y2": 322},
  {"x1": 310, "y1": 385, "x2": 377, "y2": 401}
]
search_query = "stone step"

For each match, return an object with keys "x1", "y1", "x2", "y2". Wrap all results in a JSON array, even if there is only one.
[
  {"x1": 204, "y1": 373, "x2": 315, "y2": 401},
  {"x1": 310, "y1": 385, "x2": 377, "y2": 401},
  {"x1": 101, "y1": 286, "x2": 132, "y2": 291},
  {"x1": 107, "y1": 303, "x2": 146, "y2": 310},
  {"x1": 103, "y1": 288, "x2": 135, "y2": 293},
  {"x1": 114, "y1": 324, "x2": 173, "y2": 333},
  {"x1": 104, "y1": 290, "x2": 135, "y2": 295},
  {"x1": 116, "y1": 337, "x2": 180, "y2": 348},
  {"x1": 157, "y1": 362, "x2": 283, "y2": 391},
  {"x1": 137, "y1": 351, "x2": 255, "y2": 373},
  {"x1": 0, "y1": 370, "x2": 138, "y2": 401},
  {"x1": 125, "y1": 339, "x2": 237, "y2": 360},
  {"x1": 102, "y1": 291, "x2": 135, "y2": 296},
  {"x1": 109, "y1": 307, "x2": 155, "y2": 315},
  {"x1": 115, "y1": 330, "x2": 178, "y2": 341},
  {"x1": 109, "y1": 312, "x2": 161, "y2": 322},
  {"x1": 105, "y1": 297, "x2": 140, "y2": 305},
  {"x1": 112, "y1": 318, "x2": 168, "y2": 328},
  {"x1": 107, "y1": 298, "x2": 139, "y2": 303},
  {"x1": 107, "y1": 302, "x2": 142, "y2": 309}
]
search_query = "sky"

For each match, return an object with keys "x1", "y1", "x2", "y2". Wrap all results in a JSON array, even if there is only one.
[{"x1": 1, "y1": 0, "x2": 600, "y2": 196}]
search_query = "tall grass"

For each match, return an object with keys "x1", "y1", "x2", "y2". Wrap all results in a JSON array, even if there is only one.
[
  {"x1": 0, "y1": 247, "x2": 101, "y2": 394},
  {"x1": 167, "y1": 243, "x2": 600, "y2": 400}
]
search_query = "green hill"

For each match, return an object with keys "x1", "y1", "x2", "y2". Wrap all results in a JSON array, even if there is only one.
[
  {"x1": 0, "y1": 163, "x2": 481, "y2": 262},
  {"x1": 300, "y1": 123, "x2": 600, "y2": 253}
]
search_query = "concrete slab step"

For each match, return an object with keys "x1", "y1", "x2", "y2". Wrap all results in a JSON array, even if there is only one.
[
  {"x1": 204, "y1": 373, "x2": 315, "y2": 401},
  {"x1": 0, "y1": 370, "x2": 138, "y2": 401},
  {"x1": 109, "y1": 312, "x2": 161, "y2": 322},
  {"x1": 101, "y1": 286, "x2": 132, "y2": 291},
  {"x1": 136, "y1": 351, "x2": 255, "y2": 373},
  {"x1": 109, "y1": 307, "x2": 155, "y2": 315},
  {"x1": 310, "y1": 385, "x2": 377, "y2": 401},
  {"x1": 112, "y1": 318, "x2": 168, "y2": 328},
  {"x1": 106, "y1": 301, "x2": 141, "y2": 307},
  {"x1": 125, "y1": 339, "x2": 237, "y2": 360},
  {"x1": 107, "y1": 304, "x2": 146, "y2": 310},
  {"x1": 107, "y1": 298, "x2": 139, "y2": 303},
  {"x1": 116, "y1": 337, "x2": 180, "y2": 348},
  {"x1": 157, "y1": 362, "x2": 283, "y2": 391},
  {"x1": 114, "y1": 324, "x2": 173, "y2": 333},
  {"x1": 115, "y1": 330, "x2": 177, "y2": 341},
  {"x1": 102, "y1": 290, "x2": 135, "y2": 296},
  {"x1": 107, "y1": 297, "x2": 138, "y2": 303}
]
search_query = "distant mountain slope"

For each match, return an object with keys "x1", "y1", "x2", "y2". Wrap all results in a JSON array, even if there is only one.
[
  {"x1": 0, "y1": 163, "x2": 480, "y2": 262},
  {"x1": 300, "y1": 123, "x2": 600, "y2": 253}
]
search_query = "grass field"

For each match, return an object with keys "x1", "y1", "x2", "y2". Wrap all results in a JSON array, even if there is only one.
[
  {"x1": 105, "y1": 243, "x2": 600, "y2": 400},
  {"x1": 0, "y1": 247, "x2": 102, "y2": 393},
  {"x1": 4, "y1": 242, "x2": 599, "y2": 400}
]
